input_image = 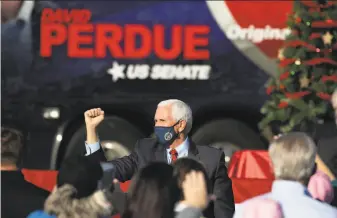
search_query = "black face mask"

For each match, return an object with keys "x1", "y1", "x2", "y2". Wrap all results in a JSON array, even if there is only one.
[{"x1": 154, "y1": 121, "x2": 181, "y2": 147}]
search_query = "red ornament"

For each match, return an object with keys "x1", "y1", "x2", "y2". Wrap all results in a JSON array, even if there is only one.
[
  {"x1": 285, "y1": 91, "x2": 310, "y2": 99},
  {"x1": 310, "y1": 33, "x2": 321, "y2": 40},
  {"x1": 312, "y1": 20, "x2": 337, "y2": 28},
  {"x1": 285, "y1": 40, "x2": 316, "y2": 50},
  {"x1": 300, "y1": 0, "x2": 334, "y2": 8},
  {"x1": 295, "y1": 17, "x2": 301, "y2": 23},
  {"x1": 323, "y1": 49, "x2": 332, "y2": 56},
  {"x1": 309, "y1": 8, "x2": 320, "y2": 12},
  {"x1": 304, "y1": 58, "x2": 337, "y2": 66},
  {"x1": 316, "y1": 48, "x2": 320, "y2": 52},
  {"x1": 279, "y1": 58, "x2": 296, "y2": 68},
  {"x1": 280, "y1": 72, "x2": 290, "y2": 80},
  {"x1": 317, "y1": 92, "x2": 331, "y2": 101},
  {"x1": 322, "y1": 75, "x2": 337, "y2": 82},
  {"x1": 278, "y1": 101, "x2": 289, "y2": 108}
]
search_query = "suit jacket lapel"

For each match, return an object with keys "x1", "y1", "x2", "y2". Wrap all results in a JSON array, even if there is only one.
[
  {"x1": 188, "y1": 140, "x2": 213, "y2": 176},
  {"x1": 187, "y1": 140, "x2": 200, "y2": 161},
  {"x1": 154, "y1": 145, "x2": 168, "y2": 163}
]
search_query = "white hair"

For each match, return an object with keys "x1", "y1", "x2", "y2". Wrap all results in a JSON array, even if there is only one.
[
  {"x1": 157, "y1": 99, "x2": 193, "y2": 135},
  {"x1": 269, "y1": 132, "x2": 316, "y2": 182}
]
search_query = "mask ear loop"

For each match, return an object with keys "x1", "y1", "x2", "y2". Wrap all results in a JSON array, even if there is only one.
[{"x1": 173, "y1": 120, "x2": 183, "y2": 136}]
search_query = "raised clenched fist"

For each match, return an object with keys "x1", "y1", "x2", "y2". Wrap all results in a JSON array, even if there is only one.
[{"x1": 84, "y1": 108, "x2": 105, "y2": 128}]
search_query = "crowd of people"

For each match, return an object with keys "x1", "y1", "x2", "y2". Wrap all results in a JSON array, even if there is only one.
[{"x1": 2, "y1": 93, "x2": 337, "y2": 218}]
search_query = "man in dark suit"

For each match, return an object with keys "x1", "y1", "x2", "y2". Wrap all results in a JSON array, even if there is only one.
[
  {"x1": 316, "y1": 89, "x2": 337, "y2": 207},
  {"x1": 316, "y1": 89, "x2": 337, "y2": 180},
  {"x1": 1, "y1": 0, "x2": 58, "y2": 79},
  {"x1": 84, "y1": 99, "x2": 235, "y2": 218},
  {"x1": 1, "y1": 127, "x2": 50, "y2": 218}
]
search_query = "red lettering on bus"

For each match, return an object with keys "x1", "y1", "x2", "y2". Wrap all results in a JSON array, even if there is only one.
[
  {"x1": 154, "y1": 25, "x2": 182, "y2": 60},
  {"x1": 40, "y1": 24, "x2": 210, "y2": 60},
  {"x1": 41, "y1": 8, "x2": 91, "y2": 24},
  {"x1": 124, "y1": 24, "x2": 152, "y2": 59},
  {"x1": 185, "y1": 25, "x2": 210, "y2": 60},
  {"x1": 40, "y1": 24, "x2": 67, "y2": 57},
  {"x1": 95, "y1": 24, "x2": 123, "y2": 58},
  {"x1": 68, "y1": 24, "x2": 94, "y2": 58}
]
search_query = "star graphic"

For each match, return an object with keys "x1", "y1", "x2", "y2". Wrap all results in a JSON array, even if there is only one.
[
  {"x1": 322, "y1": 31, "x2": 333, "y2": 45},
  {"x1": 107, "y1": 61, "x2": 125, "y2": 82},
  {"x1": 299, "y1": 76, "x2": 310, "y2": 88}
]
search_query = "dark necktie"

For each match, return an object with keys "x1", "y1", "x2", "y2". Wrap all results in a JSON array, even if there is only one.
[{"x1": 169, "y1": 149, "x2": 178, "y2": 163}]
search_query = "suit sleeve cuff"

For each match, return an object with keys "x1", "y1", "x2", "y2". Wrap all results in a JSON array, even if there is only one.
[{"x1": 85, "y1": 141, "x2": 101, "y2": 156}]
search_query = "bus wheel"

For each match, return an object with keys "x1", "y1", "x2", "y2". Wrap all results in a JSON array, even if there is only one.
[{"x1": 192, "y1": 119, "x2": 266, "y2": 166}]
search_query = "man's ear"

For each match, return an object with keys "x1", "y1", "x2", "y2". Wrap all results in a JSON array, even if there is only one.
[{"x1": 178, "y1": 120, "x2": 187, "y2": 133}]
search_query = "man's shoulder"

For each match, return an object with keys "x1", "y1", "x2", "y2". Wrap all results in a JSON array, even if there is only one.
[
  {"x1": 302, "y1": 196, "x2": 337, "y2": 215},
  {"x1": 196, "y1": 144, "x2": 223, "y2": 158},
  {"x1": 234, "y1": 193, "x2": 271, "y2": 218},
  {"x1": 318, "y1": 136, "x2": 337, "y2": 147},
  {"x1": 135, "y1": 138, "x2": 158, "y2": 150},
  {"x1": 284, "y1": 196, "x2": 337, "y2": 218},
  {"x1": 19, "y1": 179, "x2": 50, "y2": 198},
  {"x1": 2, "y1": 171, "x2": 49, "y2": 197},
  {"x1": 235, "y1": 193, "x2": 337, "y2": 218},
  {"x1": 317, "y1": 136, "x2": 337, "y2": 176},
  {"x1": 194, "y1": 144, "x2": 225, "y2": 169},
  {"x1": 26, "y1": 181, "x2": 50, "y2": 197},
  {"x1": 137, "y1": 137, "x2": 157, "y2": 145},
  {"x1": 319, "y1": 203, "x2": 337, "y2": 217},
  {"x1": 237, "y1": 192, "x2": 271, "y2": 206},
  {"x1": 317, "y1": 136, "x2": 337, "y2": 150}
]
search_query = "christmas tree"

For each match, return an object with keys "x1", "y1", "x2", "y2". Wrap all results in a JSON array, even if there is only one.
[{"x1": 259, "y1": 0, "x2": 337, "y2": 135}]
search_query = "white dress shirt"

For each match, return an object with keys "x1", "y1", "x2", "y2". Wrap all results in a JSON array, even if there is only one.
[{"x1": 166, "y1": 137, "x2": 189, "y2": 163}]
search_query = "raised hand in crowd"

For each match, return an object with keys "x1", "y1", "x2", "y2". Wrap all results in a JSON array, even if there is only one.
[
  {"x1": 84, "y1": 108, "x2": 105, "y2": 144},
  {"x1": 181, "y1": 171, "x2": 209, "y2": 210},
  {"x1": 84, "y1": 108, "x2": 105, "y2": 129}
]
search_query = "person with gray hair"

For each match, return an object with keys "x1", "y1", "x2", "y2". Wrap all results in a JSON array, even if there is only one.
[
  {"x1": 234, "y1": 132, "x2": 337, "y2": 218},
  {"x1": 83, "y1": 100, "x2": 235, "y2": 218},
  {"x1": 269, "y1": 132, "x2": 317, "y2": 184}
]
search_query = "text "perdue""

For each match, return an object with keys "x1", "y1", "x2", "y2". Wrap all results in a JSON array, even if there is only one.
[{"x1": 40, "y1": 9, "x2": 210, "y2": 60}]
